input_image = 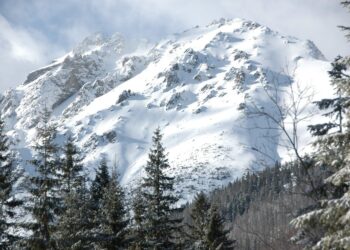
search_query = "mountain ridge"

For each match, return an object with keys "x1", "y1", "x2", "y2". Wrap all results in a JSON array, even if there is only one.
[{"x1": 0, "y1": 18, "x2": 332, "y2": 202}]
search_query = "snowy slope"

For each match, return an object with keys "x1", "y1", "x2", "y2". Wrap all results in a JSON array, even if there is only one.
[{"x1": 0, "y1": 18, "x2": 332, "y2": 202}]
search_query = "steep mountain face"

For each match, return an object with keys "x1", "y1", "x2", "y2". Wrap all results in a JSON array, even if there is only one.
[{"x1": 0, "y1": 18, "x2": 332, "y2": 202}]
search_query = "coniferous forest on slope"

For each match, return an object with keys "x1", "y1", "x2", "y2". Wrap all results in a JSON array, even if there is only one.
[{"x1": 1, "y1": 2, "x2": 350, "y2": 250}]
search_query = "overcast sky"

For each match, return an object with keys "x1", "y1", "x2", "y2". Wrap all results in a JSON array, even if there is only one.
[{"x1": 0, "y1": 0, "x2": 349, "y2": 93}]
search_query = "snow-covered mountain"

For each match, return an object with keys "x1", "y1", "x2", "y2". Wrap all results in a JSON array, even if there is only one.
[{"x1": 0, "y1": 18, "x2": 332, "y2": 202}]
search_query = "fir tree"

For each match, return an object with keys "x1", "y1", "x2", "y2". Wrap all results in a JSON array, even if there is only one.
[
  {"x1": 24, "y1": 108, "x2": 60, "y2": 249},
  {"x1": 292, "y1": 3, "x2": 350, "y2": 248},
  {"x1": 206, "y1": 206, "x2": 234, "y2": 250},
  {"x1": 91, "y1": 157, "x2": 110, "y2": 207},
  {"x1": 60, "y1": 136, "x2": 83, "y2": 194},
  {"x1": 141, "y1": 128, "x2": 181, "y2": 249},
  {"x1": 56, "y1": 174, "x2": 94, "y2": 250},
  {"x1": 308, "y1": 55, "x2": 350, "y2": 136},
  {"x1": 0, "y1": 116, "x2": 20, "y2": 248},
  {"x1": 130, "y1": 186, "x2": 147, "y2": 249},
  {"x1": 96, "y1": 167, "x2": 128, "y2": 249},
  {"x1": 187, "y1": 192, "x2": 211, "y2": 249}
]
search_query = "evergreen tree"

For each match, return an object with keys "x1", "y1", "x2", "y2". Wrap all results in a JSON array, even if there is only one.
[
  {"x1": 60, "y1": 136, "x2": 83, "y2": 194},
  {"x1": 292, "y1": 3, "x2": 350, "y2": 248},
  {"x1": 24, "y1": 108, "x2": 60, "y2": 249},
  {"x1": 187, "y1": 192, "x2": 211, "y2": 249},
  {"x1": 141, "y1": 128, "x2": 181, "y2": 249},
  {"x1": 91, "y1": 157, "x2": 110, "y2": 207},
  {"x1": 308, "y1": 55, "x2": 349, "y2": 136},
  {"x1": 96, "y1": 167, "x2": 128, "y2": 249},
  {"x1": 0, "y1": 117, "x2": 20, "y2": 248},
  {"x1": 56, "y1": 175, "x2": 94, "y2": 250},
  {"x1": 206, "y1": 206, "x2": 234, "y2": 250},
  {"x1": 130, "y1": 186, "x2": 147, "y2": 249}
]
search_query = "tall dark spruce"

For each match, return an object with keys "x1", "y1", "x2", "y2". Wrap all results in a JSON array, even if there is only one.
[
  {"x1": 186, "y1": 192, "x2": 211, "y2": 248},
  {"x1": 60, "y1": 136, "x2": 83, "y2": 195},
  {"x1": 0, "y1": 116, "x2": 20, "y2": 248},
  {"x1": 91, "y1": 157, "x2": 110, "y2": 208},
  {"x1": 140, "y1": 128, "x2": 181, "y2": 249},
  {"x1": 131, "y1": 186, "x2": 147, "y2": 249},
  {"x1": 206, "y1": 206, "x2": 234, "y2": 250},
  {"x1": 56, "y1": 174, "x2": 94, "y2": 249},
  {"x1": 55, "y1": 138, "x2": 93, "y2": 249},
  {"x1": 96, "y1": 167, "x2": 128, "y2": 249},
  {"x1": 292, "y1": 2, "x2": 350, "y2": 248},
  {"x1": 187, "y1": 192, "x2": 234, "y2": 249},
  {"x1": 24, "y1": 108, "x2": 60, "y2": 249}
]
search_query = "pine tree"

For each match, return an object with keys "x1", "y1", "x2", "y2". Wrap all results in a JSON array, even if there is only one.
[
  {"x1": 0, "y1": 116, "x2": 20, "y2": 248},
  {"x1": 91, "y1": 157, "x2": 110, "y2": 207},
  {"x1": 187, "y1": 192, "x2": 211, "y2": 249},
  {"x1": 307, "y1": 57, "x2": 348, "y2": 136},
  {"x1": 96, "y1": 167, "x2": 128, "y2": 249},
  {"x1": 24, "y1": 108, "x2": 61, "y2": 249},
  {"x1": 56, "y1": 174, "x2": 94, "y2": 250},
  {"x1": 140, "y1": 128, "x2": 181, "y2": 249},
  {"x1": 130, "y1": 186, "x2": 147, "y2": 249},
  {"x1": 206, "y1": 206, "x2": 234, "y2": 250},
  {"x1": 292, "y1": 3, "x2": 350, "y2": 248},
  {"x1": 60, "y1": 136, "x2": 83, "y2": 194}
]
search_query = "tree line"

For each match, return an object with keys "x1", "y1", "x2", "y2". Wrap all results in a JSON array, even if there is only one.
[{"x1": 0, "y1": 116, "x2": 233, "y2": 249}]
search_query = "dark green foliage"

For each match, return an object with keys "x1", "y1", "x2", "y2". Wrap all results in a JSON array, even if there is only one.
[
  {"x1": 60, "y1": 136, "x2": 83, "y2": 194},
  {"x1": 24, "y1": 108, "x2": 60, "y2": 249},
  {"x1": 0, "y1": 117, "x2": 21, "y2": 248},
  {"x1": 130, "y1": 186, "x2": 147, "y2": 249},
  {"x1": 292, "y1": 8, "x2": 350, "y2": 247},
  {"x1": 96, "y1": 168, "x2": 128, "y2": 249},
  {"x1": 56, "y1": 175, "x2": 94, "y2": 250},
  {"x1": 186, "y1": 192, "x2": 211, "y2": 248},
  {"x1": 206, "y1": 206, "x2": 234, "y2": 250},
  {"x1": 91, "y1": 157, "x2": 110, "y2": 207},
  {"x1": 139, "y1": 128, "x2": 182, "y2": 249},
  {"x1": 308, "y1": 57, "x2": 350, "y2": 135},
  {"x1": 182, "y1": 160, "x2": 321, "y2": 249}
]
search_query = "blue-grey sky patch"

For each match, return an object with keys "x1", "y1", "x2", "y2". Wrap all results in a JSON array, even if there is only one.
[{"x1": 0, "y1": 0, "x2": 348, "y2": 92}]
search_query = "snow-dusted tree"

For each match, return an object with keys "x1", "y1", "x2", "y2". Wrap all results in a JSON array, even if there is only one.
[
  {"x1": 206, "y1": 206, "x2": 234, "y2": 250},
  {"x1": 292, "y1": 3, "x2": 350, "y2": 248},
  {"x1": 308, "y1": 55, "x2": 349, "y2": 136},
  {"x1": 91, "y1": 157, "x2": 110, "y2": 207},
  {"x1": 187, "y1": 192, "x2": 211, "y2": 248},
  {"x1": 140, "y1": 128, "x2": 182, "y2": 249},
  {"x1": 56, "y1": 174, "x2": 95, "y2": 249},
  {"x1": 60, "y1": 136, "x2": 83, "y2": 195},
  {"x1": 130, "y1": 186, "x2": 147, "y2": 249},
  {"x1": 95, "y1": 167, "x2": 128, "y2": 249},
  {"x1": 0, "y1": 117, "x2": 21, "y2": 248},
  {"x1": 24, "y1": 108, "x2": 61, "y2": 249}
]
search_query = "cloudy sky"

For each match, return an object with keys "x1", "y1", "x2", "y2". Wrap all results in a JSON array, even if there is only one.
[{"x1": 0, "y1": 0, "x2": 348, "y2": 93}]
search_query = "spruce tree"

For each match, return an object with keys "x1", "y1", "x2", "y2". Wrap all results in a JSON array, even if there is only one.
[
  {"x1": 91, "y1": 157, "x2": 110, "y2": 207},
  {"x1": 187, "y1": 192, "x2": 211, "y2": 249},
  {"x1": 292, "y1": 3, "x2": 350, "y2": 248},
  {"x1": 96, "y1": 167, "x2": 128, "y2": 249},
  {"x1": 56, "y1": 174, "x2": 94, "y2": 250},
  {"x1": 141, "y1": 128, "x2": 181, "y2": 249},
  {"x1": 0, "y1": 117, "x2": 20, "y2": 248},
  {"x1": 60, "y1": 136, "x2": 83, "y2": 194},
  {"x1": 130, "y1": 186, "x2": 147, "y2": 249},
  {"x1": 24, "y1": 108, "x2": 60, "y2": 249},
  {"x1": 307, "y1": 56, "x2": 348, "y2": 136},
  {"x1": 206, "y1": 206, "x2": 234, "y2": 250}
]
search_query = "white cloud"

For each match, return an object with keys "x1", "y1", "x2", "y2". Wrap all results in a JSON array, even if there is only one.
[
  {"x1": 0, "y1": 15, "x2": 64, "y2": 92},
  {"x1": 0, "y1": 0, "x2": 348, "y2": 92}
]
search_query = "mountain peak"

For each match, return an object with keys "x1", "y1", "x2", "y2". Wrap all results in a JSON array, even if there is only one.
[{"x1": 0, "y1": 18, "x2": 332, "y2": 202}]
